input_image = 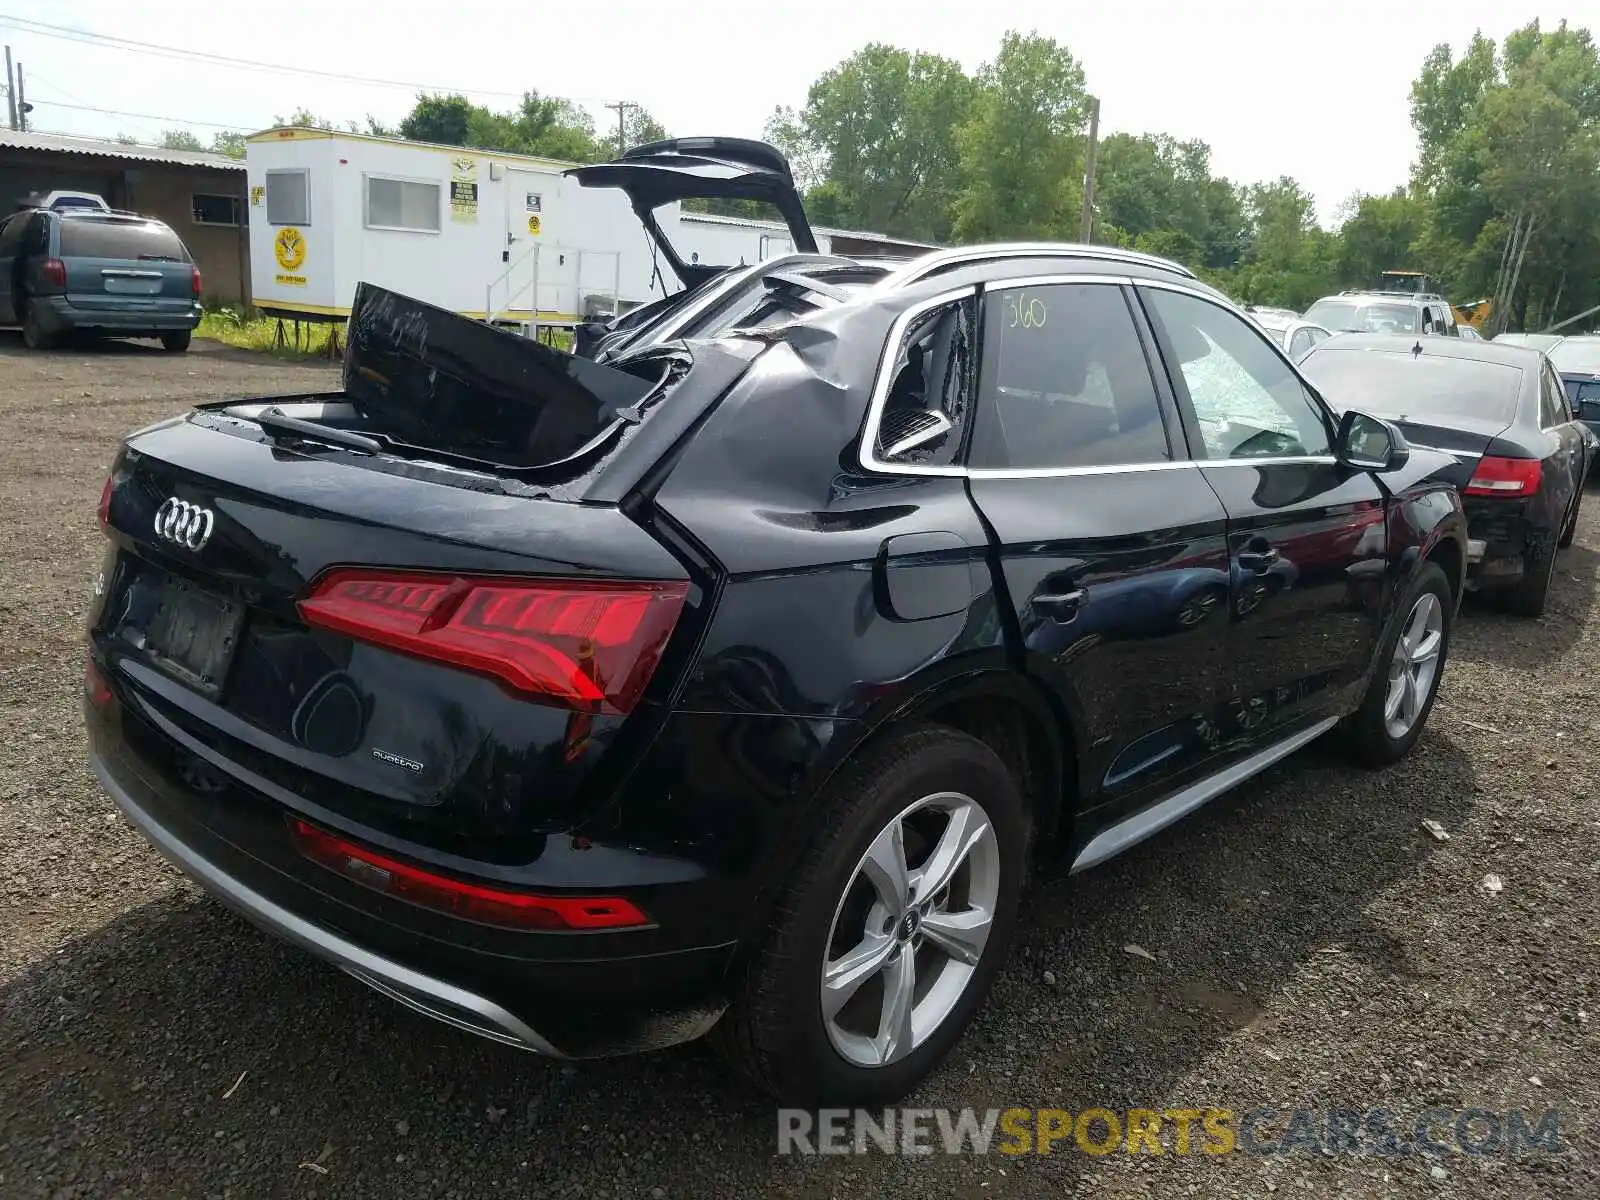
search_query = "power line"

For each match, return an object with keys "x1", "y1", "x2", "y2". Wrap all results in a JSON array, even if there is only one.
[
  {"x1": 0, "y1": 16, "x2": 621, "y2": 106},
  {"x1": 27, "y1": 97, "x2": 250, "y2": 132}
]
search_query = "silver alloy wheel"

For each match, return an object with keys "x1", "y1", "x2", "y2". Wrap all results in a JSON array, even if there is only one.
[
  {"x1": 819, "y1": 791, "x2": 1000, "y2": 1068},
  {"x1": 1384, "y1": 591, "x2": 1444, "y2": 739}
]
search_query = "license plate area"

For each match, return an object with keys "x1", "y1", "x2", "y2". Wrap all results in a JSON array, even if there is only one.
[
  {"x1": 103, "y1": 274, "x2": 163, "y2": 296},
  {"x1": 113, "y1": 567, "x2": 244, "y2": 698}
]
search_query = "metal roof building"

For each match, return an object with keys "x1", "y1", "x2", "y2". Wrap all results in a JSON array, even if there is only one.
[{"x1": 0, "y1": 129, "x2": 250, "y2": 304}]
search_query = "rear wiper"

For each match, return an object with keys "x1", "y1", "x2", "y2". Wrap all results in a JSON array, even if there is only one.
[
  {"x1": 138, "y1": 254, "x2": 182, "y2": 262},
  {"x1": 255, "y1": 405, "x2": 384, "y2": 455}
]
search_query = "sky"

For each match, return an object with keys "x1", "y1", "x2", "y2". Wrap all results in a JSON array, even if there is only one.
[{"x1": 0, "y1": 1, "x2": 1582, "y2": 226}]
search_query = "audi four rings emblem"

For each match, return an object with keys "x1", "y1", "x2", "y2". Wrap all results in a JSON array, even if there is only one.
[{"x1": 154, "y1": 497, "x2": 215, "y2": 551}]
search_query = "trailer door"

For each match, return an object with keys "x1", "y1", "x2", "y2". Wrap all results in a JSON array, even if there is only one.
[{"x1": 502, "y1": 170, "x2": 546, "y2": 314}]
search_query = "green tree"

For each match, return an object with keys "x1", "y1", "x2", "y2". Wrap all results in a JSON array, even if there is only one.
[
  {"x1": 210, "y1": 131, "x2": 247, "y2": 160},
  {"x1": 781, "y1": 44, "x2": 974, "y2": 240},
  {"x1": 275, "y1": 107, "x2": 336, "y2": 131},
  {"x1": 1407, "y1": 21, "x2": 1600, "y2": 332},
  {"x1": 1093, "y1": 133, "x2": 1242, "y2": 269},
  {"x1": 1336, "y1": 189, "x2": 1425, "y2": 286},
  {"x1": 952, "y1": 32, "x2": 1089, "y2": 241},
  {"x1": 159, "y1": 129, "x2": 204, "y2": 151},
  {"x1": 395, "y1": 91, "x2": 603, "y2": 162}
]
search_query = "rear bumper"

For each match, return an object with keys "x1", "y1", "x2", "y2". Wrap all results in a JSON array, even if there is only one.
[
  {"x1": 1464, "y1": 501, "x2": 1541, "y2": 588},
  {"x1": 41, "y1": 295, "x2": 201, "y2": 333},
  {"x1": 92, "y1": 749, "x2": 566, "y2": 1056},
  {"x1": 87, "y1": 694, "x2": 742, "y2": 1058}
]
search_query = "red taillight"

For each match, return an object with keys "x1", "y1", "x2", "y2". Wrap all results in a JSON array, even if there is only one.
[
  {"x1": 297, "y1": 570, "x2": 687, "y2": 715},
  {"x1": 191, "y1": 264, "x2": 202, "y2": 296},
  {"x1": 287, "y1": 817, "x2": 648, "y2": 930},
  {"x1": 41, "y1": 258, "x2": 66, "y2": 287},
  {"x1": 86, "y1": 658, "x2": 112, "y2": 708},
  {"x1": 1465, "y1": 456, "x2": 1541, "y2": 497},
  {"x1": 97, "y1": 475, "x2": 114, "y2": 531}
]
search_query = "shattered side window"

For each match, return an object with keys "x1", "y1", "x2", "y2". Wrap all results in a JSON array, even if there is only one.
[{"x1": 875, "y1": 298, "x2": 976, "y2": 468}]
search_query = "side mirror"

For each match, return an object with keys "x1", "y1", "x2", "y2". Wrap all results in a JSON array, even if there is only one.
[{"x1": 1336, "y1": 409, "x2": 1410, "y2": 472}]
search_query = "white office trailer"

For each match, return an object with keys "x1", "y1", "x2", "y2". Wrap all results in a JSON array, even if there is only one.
[{"x1": 243, "y1": 127, "x2": 936, "y2": 328}]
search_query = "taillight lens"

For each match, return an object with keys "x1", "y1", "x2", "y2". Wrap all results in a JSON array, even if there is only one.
[
  {"x1": 191, "y1": 265, "x2": 202, "y2": 296},
  {"x1": 41, "y1": 258, "x2": 66, "y2": 288},
  {"x1": 97, "y1": 475, "x2": 114, "y2": 531},
  {"x1": 297, "y1": 570, "x2": 687, "y2": 714},
  {"x1": 1465, "y1": 456, "x2": 1541, "y2": 496},
  {"x1": 287, "y1": 817, "x2": 649, "y2": 930},
  {"x1": 85, "y1": 657, "x2": 112, "y2": 708}
]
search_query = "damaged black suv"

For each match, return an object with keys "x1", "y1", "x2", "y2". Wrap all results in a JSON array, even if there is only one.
[{"x1": 87, "y1": 141, "x2": 1468, "y2": 1105}]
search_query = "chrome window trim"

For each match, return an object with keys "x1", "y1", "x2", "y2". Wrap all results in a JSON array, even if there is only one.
[
  {"x1": 879, "y1": 242, "x2": 1197, "y2": 292},
  {"x1": 858, "y1": 274, "x2": 1349, "y2": 480},
  {"x1": 861, "y1": 274, "x2": 1198, "y2": 480}
]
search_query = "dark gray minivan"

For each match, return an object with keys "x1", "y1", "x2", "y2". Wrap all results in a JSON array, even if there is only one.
[{"x1": 0, "y1": 208, "x2": 202, "y2": 351}]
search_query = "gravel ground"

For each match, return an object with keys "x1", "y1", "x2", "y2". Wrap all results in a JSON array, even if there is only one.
[{"x1": 1, "y1": 331, "x2": 1597, "y2": 1198}]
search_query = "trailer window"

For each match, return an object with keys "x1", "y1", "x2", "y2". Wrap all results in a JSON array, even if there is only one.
[
  {"x1": 365, "y1": 176, "x2": 441, "y2": 233},
  {"x1": 265, "y1": 170, "x2": 309, "y2": 226}
]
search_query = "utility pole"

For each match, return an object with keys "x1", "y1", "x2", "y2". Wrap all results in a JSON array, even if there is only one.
[
  {"x1": 605, "y1": 101, "x2": 636, "y2": 157},
  {"x1": 4, "y1": 47, "x2": 16, "y2": 131},
  {"x1": 15, "y1": 62, "x2": 26, "y2": 132},
  {"x1": 1078, "y1": 95, "x2": 1101, "y2": 243}
]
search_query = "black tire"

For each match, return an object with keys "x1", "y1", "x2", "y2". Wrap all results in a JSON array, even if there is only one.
[
  {"x1": 1557, "y1": 489, "x2": 1580, "y2": 549},
  {"x1": 161, "y1": 330, "x2": 192, "y2": 353},
  {"x1": 1343, "y1": 561, "x2": 1453, "y2": 768},
  {"x1": 20, "y1": 299, "x2": 52, "y2": 350},
  {"x1": 1504, "y1": 535, "x2": 1556, "y2": 618},
  {"x1": 715, "y1": 724, "x2": 1030, "y2": 1106}
]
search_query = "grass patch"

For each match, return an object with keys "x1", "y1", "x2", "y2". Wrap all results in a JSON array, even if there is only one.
[{"x1": 197, "y1": 308, "x2": 341, "y2": 358}]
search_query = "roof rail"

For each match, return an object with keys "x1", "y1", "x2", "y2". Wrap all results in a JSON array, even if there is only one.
[{"x1": 882, "y1": 242, "x2": 1199, "y2": 289}]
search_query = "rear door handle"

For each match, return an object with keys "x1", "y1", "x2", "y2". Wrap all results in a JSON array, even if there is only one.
[
  {"x1": 1033, "y1": 589, "x2": 1086, "y2": 622},
  {"x1": 1238, "y1": 547, "x2": 1280, "y2": 574}
]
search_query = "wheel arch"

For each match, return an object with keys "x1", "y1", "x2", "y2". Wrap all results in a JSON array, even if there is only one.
[{"x1": 815, "y1": 666, "x2": 1079, "y2": 862}]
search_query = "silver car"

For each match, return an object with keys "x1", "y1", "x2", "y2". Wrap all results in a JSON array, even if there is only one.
[{"x1": 1249, "y1": 309, "x2": 1334, "y2": 361}]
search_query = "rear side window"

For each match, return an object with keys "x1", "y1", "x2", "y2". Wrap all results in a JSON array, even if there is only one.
[
  {"x1": 875, "y1": 297, "x2": 977, "y2": 468},
  {"x1": 968, "y1": 282, "x2": 1170, "y2": 470},
  {"x1": 266, "y1": 170, "x2": 309, "y2": 226},
  {"x1": 59, "y1": 219, "x2": 189, "y2": 261},
  {"x1": 1541, "y1": 364, "x2": 1571, "y2": 427}
]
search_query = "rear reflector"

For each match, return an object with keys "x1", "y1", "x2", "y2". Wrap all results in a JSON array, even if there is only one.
[
  {"x1": 85, "y1": 657, "x2": 112, "y2": 708},
  {"x1": 1464, "y1": 456, "x2": 1541, "y2": 496},
  {"x1": 287, "y1": 817, "x2": 649, "y2": 930},
  {"x1": 298, "y1": 570, "x2": 687, "y2": 714}
]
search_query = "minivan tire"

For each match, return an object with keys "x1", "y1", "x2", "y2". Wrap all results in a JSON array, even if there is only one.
[
  {"x1": 20, "y1": 300, "x2": 52, "y2": 350},
  {"x1": 715, "y1": 724, "x2": 1029, "y2": 1106},
  {"x1": 161, "y1": 331, "x2": 192, "y2": 353}
]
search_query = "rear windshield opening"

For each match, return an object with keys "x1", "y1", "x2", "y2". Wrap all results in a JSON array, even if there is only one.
[
  {"x1": 1303, "y1": 349, "x2": 1523, "y2": 424},
  {"x1": 60, "y1": 218, "x2": 190, "y2": 261}
]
